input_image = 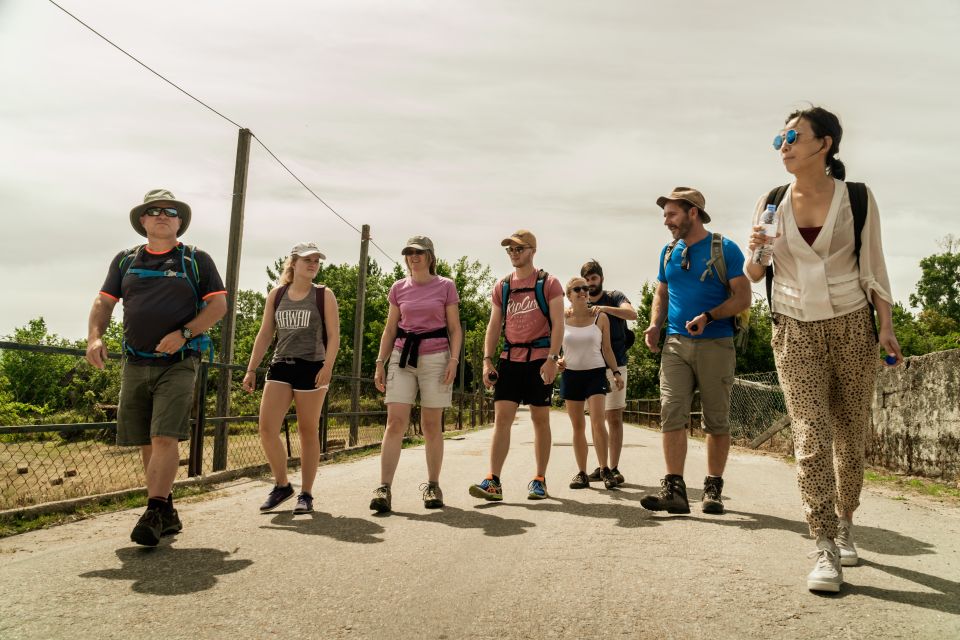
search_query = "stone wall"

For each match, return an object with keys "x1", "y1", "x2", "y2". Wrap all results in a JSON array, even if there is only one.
[{"x1": 868, "y1": 348, "x2": 960, "y2": 480}]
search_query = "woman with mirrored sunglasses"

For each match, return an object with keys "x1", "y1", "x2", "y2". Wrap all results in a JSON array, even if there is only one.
[
  {"x1": 559, "y1": 277, "x2": 624, "y2": 491},
  {"x1": 744, "y1": 106, "x2": 903, "y2": 593}
]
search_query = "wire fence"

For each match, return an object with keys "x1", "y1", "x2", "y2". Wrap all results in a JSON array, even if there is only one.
[
  {"x1": 729, "y1": 372, "x2": 787, "y2": 442},
  {"x1": 0, "y1": 342, "x2": 494, "y2": 511}
]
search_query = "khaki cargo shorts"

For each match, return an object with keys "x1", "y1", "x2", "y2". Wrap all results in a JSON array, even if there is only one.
[
  {"x1": 117, "y1": 357, "x2": 199, "y2": 446},
  {"x1": 659, "y1": 335, "x2": 735, "y2": 435},
  {"x1": 384, "y1": 349, "x2": 453, "y2": 408}
]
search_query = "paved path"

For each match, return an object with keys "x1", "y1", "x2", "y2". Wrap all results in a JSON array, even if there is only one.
[{"x1": 2, "y1": 411, "x2": 959, "y2": 639}]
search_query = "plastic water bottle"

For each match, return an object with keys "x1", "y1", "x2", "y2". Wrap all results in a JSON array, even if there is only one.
[{"x1": 752, "y1": 204, "x2": 779, "y2": 265}]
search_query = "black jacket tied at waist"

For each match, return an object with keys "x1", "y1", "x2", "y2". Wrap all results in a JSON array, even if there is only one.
[{"x1": 396, "y1": 327, "x2": 449, "y2": 368}]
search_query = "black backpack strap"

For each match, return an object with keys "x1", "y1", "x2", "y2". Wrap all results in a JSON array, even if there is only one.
[
  {"x1": 764, "y1": 185, "x2": 790, "y2": 316},
  {"x1": 845, "y1": 181, "x2": 878, "y2": 342},
  {"x1": 316, "y1": 285, "x2": 327, "y2": 347},
  {"x1": 273, "y1": 284, "x2": 289, "y2": 314},
  {"x1": 118, "y1": 244, "x2": 144, "y2": 277}
]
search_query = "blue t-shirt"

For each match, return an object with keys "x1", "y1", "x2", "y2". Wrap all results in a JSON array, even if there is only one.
[{"x1": 657, "y1": 233, "x2": 746, "y2": 339}]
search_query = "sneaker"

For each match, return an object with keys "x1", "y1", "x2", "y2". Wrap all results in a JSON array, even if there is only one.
[
  {"x1": 836, "y1": 518, "x2": 859, "y2": 566},
  {"x1": 293, "y1": 492, "x2": 314, "y2": 514},
  {"x1": 527, "y1": 477, "x2": 548, "y2": 500},
  {"x1": 421, "y1": 482, "x2": 444, "y2": 509},
  {"x1": 160, "y1": 508, "x2": 183, "y2": 536},
  {"x1": 611, "y1": 468, "x2": 625, "y2": 485},
  {"x1": 469, "y1": 477, "x2": 503, "y2": 501},
  {"x1": 600, "y1": 467, "x2": 617, "y2": 490},
  {"x1": 259, "y1": 483, "x2": 295, "y2": 512},
  {"x1": 130, "y1": 508, "x2": 163, "y2": 547},
  {"x1": 701, "y1": 476, "x2": 725, "y2": 514},
  {"x1": 807, "y1": 538, "x2": 843, "y2": 592},
  {"x1": 569, "y1": 471, "x2": 589, "y2": 489},
  {"x1": 640, "y1": 475, "x2": 690, "y2": 514},
  {"x1": 369, "y1": 484, "x2": 392, "y2": 513},
  {"x1": 587, "y1": 467, "x2": 602, "y2": 482}
]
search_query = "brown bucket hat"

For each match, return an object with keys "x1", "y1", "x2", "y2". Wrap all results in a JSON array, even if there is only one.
[
  {"x1": 129, "y1": 189, "x2": 192, "y2": 237},
  {"x1": 656, "y1": 187, "x2": 710, "y2": 223}
]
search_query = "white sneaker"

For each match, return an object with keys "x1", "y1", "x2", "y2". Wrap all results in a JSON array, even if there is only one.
[
  {"x1": 807, "y1": 537, "x2": 843, "y2": 593},
  {"x1": 836, "y1": 518, "x2": 859, "y2": 567}
]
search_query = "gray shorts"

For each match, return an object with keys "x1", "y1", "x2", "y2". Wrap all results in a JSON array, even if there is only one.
[
  {"x1": 659, "y1": 335, "x2": 735, "y2": 435},
  {"x1": 117, "y1": 357, "x2": 199, "y2": 446}
]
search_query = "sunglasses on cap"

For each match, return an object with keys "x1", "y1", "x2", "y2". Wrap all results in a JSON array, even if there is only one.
[
  {"x1": 569, "y1": 286, "x2": 589, "y2": 294},
  {"x1": 144, "y1": 207, "x2": 179, "y2": 218}
]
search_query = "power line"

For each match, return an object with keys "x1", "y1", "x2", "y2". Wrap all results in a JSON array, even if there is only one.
[{"x1": 46, "y1": 0, "x2": 397, "y2": 265}]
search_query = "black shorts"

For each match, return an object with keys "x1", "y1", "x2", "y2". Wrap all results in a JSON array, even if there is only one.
[
  {"x1": 559, "y1": 367, "x2": 609, "y2": 402},
  {"x1": 493, "y1": 359, "x2": 553, "y2": 407},
  {"x1": 266, "y1": 358, "x2": 325, "y2": 392}
]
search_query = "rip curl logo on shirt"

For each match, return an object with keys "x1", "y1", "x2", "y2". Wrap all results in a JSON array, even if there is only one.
[
  {"x1": 276, "y1": 309, "x2": 311, "y2": 330},
  {"x1": 506, "y1": 292, "x2": 543, "y2": 333}
]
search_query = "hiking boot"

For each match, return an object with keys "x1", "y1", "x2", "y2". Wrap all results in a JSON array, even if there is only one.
[
  {"x1": 611, "y1": 468, "x2": 625, "y2": 485},
  {"x1": 640, "y1": 475, "x2": 690, "y2": 514},
  {"x1": 527, "y1": 477, "x2": 548, "y2": 500},
  {"x1": 569, "y1": 471, "x2": 589, "y2": 489},
  {"x1": 469, "y1": 477, "x2": 503, "y2": 501},
  {"x1": 421, "y1": 482, "x2": 444, "y2": 509},
  {"x1": 600, "y1": 467, "x2": 617, "y2": 490},
  {"x1": 701, "y1": 476, "x2": 725, "y2": 514},
  {"x1": 369, "y1": 484, "x2": 392, "y2": 513},
  {"x1": 807, "y1": 537, "x2": 843, "y2": 592},
  {"x1": 587, "y1": 467, "x2": 602, "y2": 482},
  {"x1": 292, "y1": 492, "x2": 314, "y2": 514},
  {"x1": 259, "y1": 483, "x2": 295, "y2": 512},
  {"x1": 836, "y1": 518, "x2": 859, "y2": 566},
  {"x1": 160, "y1": 508, "x2": 183, "y2": 536},
  {"x1": 130, "y1": 508, "x2": 163, "y2": 547}
]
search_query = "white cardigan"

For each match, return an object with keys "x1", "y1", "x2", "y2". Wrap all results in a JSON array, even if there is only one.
[{"x1": 748, "y1": 178, "x2": 893, "y2": 322}]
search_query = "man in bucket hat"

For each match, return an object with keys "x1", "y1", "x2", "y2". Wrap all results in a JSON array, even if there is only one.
[
  {"x1": 640, "y1": 187, "x2": 750, "y2": 516},
  {"x1": 85, "y1": 189, "x2": 227, "y2": 546}
]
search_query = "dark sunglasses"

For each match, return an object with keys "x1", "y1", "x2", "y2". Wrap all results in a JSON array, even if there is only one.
[
  {"x1": 569, "y1": 286, "x2": 589, "y2": 294},
  {"x1": 144, "y1": 207, "x2": 179, "y2": 218},
  {"x1": 505, "y1": 245, "x2": 530, "y2": 255},
  {"x1": 773, "y1": 129, "x2": 806, "y2": 150},
  {"x1": 680, "y1": 245, "x2": 690, "y2": 271},
  {"x1": 403, "y1": 248, "x2": 427, "y2": 256}
]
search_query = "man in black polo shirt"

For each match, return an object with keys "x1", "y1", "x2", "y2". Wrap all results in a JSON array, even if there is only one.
[
  {"x1": 581, "y1": 259, "x2": 637, "y2": 485},
  {"x1": 86, "y1": 189, "x2": 227, "y2": 546}
]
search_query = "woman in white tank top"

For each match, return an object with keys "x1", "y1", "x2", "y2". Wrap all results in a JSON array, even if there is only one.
[{"x1": 559, "y1": 277, "x2": 623, "y2": 490}]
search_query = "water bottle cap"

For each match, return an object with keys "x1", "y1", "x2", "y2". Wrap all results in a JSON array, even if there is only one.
[
  {"x1": 766, "y1": 204, "x2": 777, "y2": 212},
  {"x1": 884, "y1": 354, "x2": 897, "y2": 365}
]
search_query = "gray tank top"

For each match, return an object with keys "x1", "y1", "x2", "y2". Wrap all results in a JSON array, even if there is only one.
[{"x1": 272, "y1": 286, "x2": 326, "y2": 363}]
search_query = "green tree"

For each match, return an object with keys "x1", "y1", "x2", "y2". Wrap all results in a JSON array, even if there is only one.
[{"x1": 909, "y1": 235, "x2": 960, "y2": 325}]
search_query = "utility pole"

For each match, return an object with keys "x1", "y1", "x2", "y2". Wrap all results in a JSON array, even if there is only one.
[{"x1": 349, "y1": 224, "x2": 370, "y2": 446}]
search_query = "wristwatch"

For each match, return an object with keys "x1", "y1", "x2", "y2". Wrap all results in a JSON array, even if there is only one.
[
  {"x1": 548, "y1": 354, "x2": 560, "y2": 362},
  {"x1": 704, "y1": 311, "x2": 715, "y2": 324},
  {"x1": 180, "y1": 327, "x2": 193, "y2": 340}
]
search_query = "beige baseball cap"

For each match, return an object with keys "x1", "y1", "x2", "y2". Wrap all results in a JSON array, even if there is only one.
[
  {"x1": 290, "y1": 242, "x2": 326, "y2": 259},
  {"x1": 401, "y1": 235, "x2": 435, "y2": 254},
  {"x1": 500, "y1": 229, "x2": 537, "y2": 249}
]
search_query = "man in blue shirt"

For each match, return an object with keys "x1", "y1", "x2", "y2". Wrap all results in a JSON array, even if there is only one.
[{"x1": 641, "y1": 187, "x2": 751, "y2": 515}]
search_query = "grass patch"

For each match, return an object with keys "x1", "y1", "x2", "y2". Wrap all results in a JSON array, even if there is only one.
[{"x1": 864, "y1": 469, "x2": 960, "y2": 502}]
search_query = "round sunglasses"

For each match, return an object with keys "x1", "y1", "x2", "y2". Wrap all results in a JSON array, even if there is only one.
[
  {"x1": 144, "y1": 207, "x2": 179, "y2": 218},
  {"x1": 773, "y1": 129, "x2": 816, "y2": 151}
]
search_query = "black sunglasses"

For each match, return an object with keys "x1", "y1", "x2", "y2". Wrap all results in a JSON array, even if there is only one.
[
  {"x1": 569, "y1": 286, "x2": 589, "y2": 294},
  {"x1": 144, "y1": 207, "x2": 179, "y2": 218},
  {"x1": 403, "y1": 249, "x2": 427, "y2": 256},
  {"x1": 680, "y1": 245, "x2": 690, "y2": 271}
]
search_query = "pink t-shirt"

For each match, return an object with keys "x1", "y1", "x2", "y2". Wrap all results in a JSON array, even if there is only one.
[
  {"x1": 389, "y1": 276, "x2": 460, "y2": 356},
  {"x1": 492, "y1": 272, "x2": 563, "y2": 362}
]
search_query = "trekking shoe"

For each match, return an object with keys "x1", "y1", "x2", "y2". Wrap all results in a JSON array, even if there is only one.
[
  {"x1": 160, "y1": 508, "x2": 183, "y2": 536},
  {"x1": 600, "y1": 467, "x2": 617, "y2": 490},
  {"x1": 836, "y1": 518, "x2": 859, "y2": 566},
  {"x1": 587, "y1": 467, "x2": 602, "y2": 482},
  {"x1": 807, "y1": 538, "x2": 843, "y2": 593},
  {"x1": 469, "y1": 477, "x2": 503, "y2": 501},
  {"x1": 292, "y1": 492, "x2": 314, "y2": 514},
  {"x1": 527, "y1": 477, "x2": 548, "y2": 500},
  {"x1": 611, "y1": 468, "x2": 625, "y2": 485},
  {"x1": 369, "y1": 484, "x2": 392, "y2": 513},
  {"x1": 640, "y1": 475, "x2": 690, "y2": 514},
  {"x1": 569, "y1": 471, "x2": 589, "y2": 489},
  {"x1": 701, "y1": 476, "x2": 725, "y2": 514},
  {"x1": 130, "y1": 508, "x2": 163, "y2": 547},
  {"x1": 421, "y1": 482, "x2": 444, "y2": 509},
  {"x1": 259, "y1": 483, "x2": 295, "y2": 512}
]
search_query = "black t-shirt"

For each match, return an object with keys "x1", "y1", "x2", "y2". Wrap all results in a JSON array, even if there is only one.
[
  {"x1": 592, "y1": 289, "x2": 632, "y2": 366},
  {"x1": 100, "y1": 244, "x2": 225, "y2": 364}
]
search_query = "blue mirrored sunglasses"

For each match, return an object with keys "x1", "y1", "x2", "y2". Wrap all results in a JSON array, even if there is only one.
[
  {"x1": 144, "y1": 207, "x2": 179, "y2": 218},
  {"x1": 773, "y1": 129, "x2": 799, "y2": 150}
]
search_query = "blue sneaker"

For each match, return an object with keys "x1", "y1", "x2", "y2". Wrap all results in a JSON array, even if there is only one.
[
  {"x1": 527, "y1": 477, "x2": 547, "y2": 500},
  {"x1": 469, "y1": 477, "x2": 503, "y2": 501}
]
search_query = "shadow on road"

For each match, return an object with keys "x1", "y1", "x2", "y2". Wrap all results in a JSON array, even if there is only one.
[
  {"x1": 511, "y1": 495, "x2": 661, "y2": 529},
  {"x1": 839, "y1": 558, "x2": 960, "y2": 616},
  {"x1": 261, "y1": 511, "x2": 385, "y2": 544},
  {"x1": 389, "y1": 506, "x2": 536, "y2": 537},
  {"x1": 80, "y1": 546, "x2": 253, "y2": 595}
]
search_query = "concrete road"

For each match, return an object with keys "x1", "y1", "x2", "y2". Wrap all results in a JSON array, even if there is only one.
[{"x1": 1, "y1": 410, "x2": 958, "y2": 639}]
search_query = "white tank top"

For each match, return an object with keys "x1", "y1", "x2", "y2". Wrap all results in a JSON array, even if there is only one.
[{"x1": 562, "y1": 319, "x2": 605, "y2": 371}]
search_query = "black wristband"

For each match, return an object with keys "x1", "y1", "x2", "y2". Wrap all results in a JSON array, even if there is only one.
[{"x1": 704, "y1": 311, "x2": 715, "y2": 324}]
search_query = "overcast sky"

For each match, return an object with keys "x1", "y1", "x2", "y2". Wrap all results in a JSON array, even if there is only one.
[{"x1": 2, "y1": 0, "x2": 958, "y2": 340}]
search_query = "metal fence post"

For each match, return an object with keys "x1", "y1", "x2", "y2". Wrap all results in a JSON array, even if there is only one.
[{"x1": 188, "y1": 361, "x2": 208, "y2": 477}]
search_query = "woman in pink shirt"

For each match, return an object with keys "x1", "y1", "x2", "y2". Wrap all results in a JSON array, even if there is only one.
[{"x1": 371, "y1": 236, "x2": 462, "y2": 513}]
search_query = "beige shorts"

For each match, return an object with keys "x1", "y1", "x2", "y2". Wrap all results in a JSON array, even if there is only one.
[
  {"x1": 604, "y1": 368, "x2": 628, "y2": 411},
  {"x1": 659, "y1": 335, "x2": 735, "y2": 435},
  {"x1": 384, "y1": 349, "x2": 453, "y2": 408}
]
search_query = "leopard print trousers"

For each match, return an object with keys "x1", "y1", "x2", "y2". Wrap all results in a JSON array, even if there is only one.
[{"x1": 772, "y1": 306, "x2": 879, "y2": 539}]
